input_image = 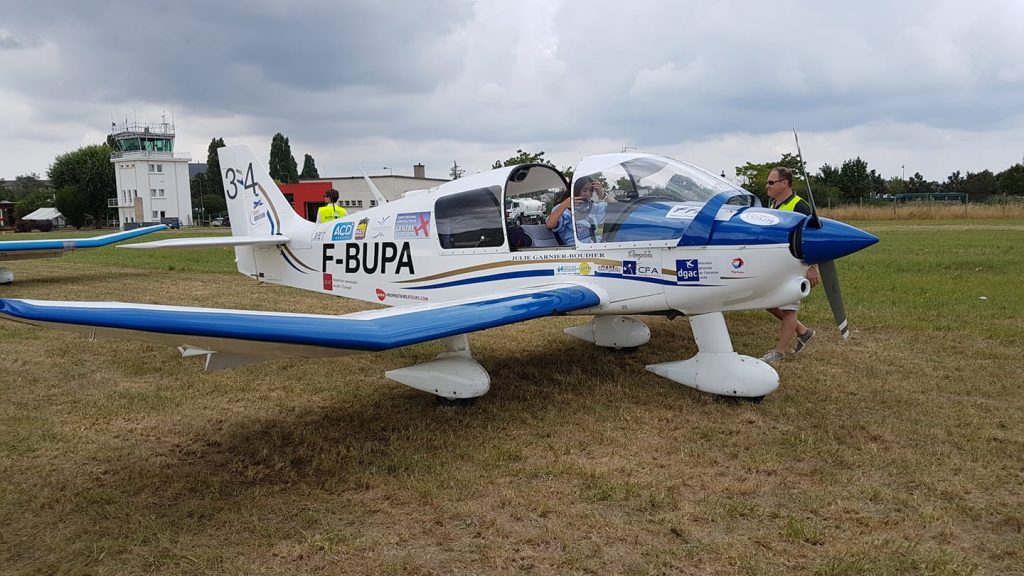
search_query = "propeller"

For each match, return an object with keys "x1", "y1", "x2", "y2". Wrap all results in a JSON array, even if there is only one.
[
  {"x1": 792, "y1": 126, "x2": 863, "y2": 339},
  {"x1": 817, "y1": 260, "x2": 849, "y2": 339}
]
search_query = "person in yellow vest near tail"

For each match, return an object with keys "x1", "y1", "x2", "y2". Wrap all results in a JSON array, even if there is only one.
[
  {"x1": 318, "y1": 188, "x2": 348, "y2": 223},
  {"x1": 761, "y1": 167, "x2": 820, "y2": 365}
]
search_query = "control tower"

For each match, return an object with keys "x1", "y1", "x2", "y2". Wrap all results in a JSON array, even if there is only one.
[{"x1": 108, "y1": 115, "x2": 193, "y2": 228}]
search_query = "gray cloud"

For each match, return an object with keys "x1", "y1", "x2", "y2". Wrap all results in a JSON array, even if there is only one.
[{"x1": 1, "y1": 0, "x2": 1023, "y2": 180}]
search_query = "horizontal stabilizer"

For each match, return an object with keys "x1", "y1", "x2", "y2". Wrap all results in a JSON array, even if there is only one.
[
  {"x1": 1, "y1": 224, "x2": 168, "y2": 260},
  {"x1": 119, "y1": 235, "x2": 289, "y2": 249}
]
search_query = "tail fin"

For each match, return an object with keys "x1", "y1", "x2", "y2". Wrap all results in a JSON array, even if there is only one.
[
  {"x1": 217, "y1": 145, "x2": 312, "y2": 239},
  {"x1": 217, "y1": 145, "x2": 315, "y2": 278}
]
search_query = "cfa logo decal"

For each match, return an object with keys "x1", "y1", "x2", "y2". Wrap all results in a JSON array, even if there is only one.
[
  {"x1": 623, "y1": 259, "x2": 659, "y2": 277},
  {"x1": 332, "y1": 221, "x2": 354, "y2": 241},
  {"x1": 676, "y1": 259, "x2": 700, "y2": 283}
]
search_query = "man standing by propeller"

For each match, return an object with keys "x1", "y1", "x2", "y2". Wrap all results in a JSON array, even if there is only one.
[{"x1": 761, "y1": 167, "x2": 820, "y2": 365}]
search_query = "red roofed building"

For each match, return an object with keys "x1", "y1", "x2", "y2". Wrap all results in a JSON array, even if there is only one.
[{"x1": 279, "y1": 164, "x2": 447, "y2": 221}]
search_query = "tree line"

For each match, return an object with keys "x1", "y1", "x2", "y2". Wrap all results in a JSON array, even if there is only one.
[
  {"x1": 3, "y1": 141, "x2": 1021, "y2": 228},
  {"x1": 736, "y1": 154, "x2": 1024, "y2": 205}
]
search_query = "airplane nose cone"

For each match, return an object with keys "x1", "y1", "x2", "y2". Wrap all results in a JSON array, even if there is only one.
[{"x1": 800, "y1": 218, "x2": 878, "y2": 264}]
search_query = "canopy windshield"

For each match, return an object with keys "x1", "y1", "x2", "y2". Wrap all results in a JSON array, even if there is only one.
[{"x1": 569, "y1": 154, "x2": 757, "y2": 244}]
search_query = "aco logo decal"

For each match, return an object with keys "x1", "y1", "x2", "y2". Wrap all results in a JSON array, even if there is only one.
[{"x1": 332, "y1": 221, "x2": 354, "y2": 241}]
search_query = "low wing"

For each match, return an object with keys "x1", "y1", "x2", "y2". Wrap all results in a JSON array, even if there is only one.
[
  {"x1": 0, "y1": 283, "x2": 601, "y2": 370},
  {"x1": 0, "y1": 224, "x2": 168, "y2": 261},
  {"x1": 119, "y1": 235, "x2": 289, "y2": 250}
]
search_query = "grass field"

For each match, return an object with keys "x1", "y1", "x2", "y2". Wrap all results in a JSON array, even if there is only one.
[{"x1": 1, "y1": 220, "x2": 1022, "y2": 575}]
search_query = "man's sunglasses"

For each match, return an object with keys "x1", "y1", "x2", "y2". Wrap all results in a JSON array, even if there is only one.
[{"x1": 766, "y1": 179, "x2": 786, "y2": 186}]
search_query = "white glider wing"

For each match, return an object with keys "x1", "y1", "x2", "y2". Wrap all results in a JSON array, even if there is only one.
[
  {"x1": 0, "y1": 224, "x2": 168, "y2": 261},
  {"x1": 0, "y1": 284, "x2": 602, "y2": 370}
]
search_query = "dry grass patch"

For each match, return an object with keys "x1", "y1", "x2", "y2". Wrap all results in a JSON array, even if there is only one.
[
  {"x1": 1, "y1": 223, "x2": 1022, "y2": 575},
  {"x1": 821, "y1": 202, "x2": 1024, "y2": 221}
]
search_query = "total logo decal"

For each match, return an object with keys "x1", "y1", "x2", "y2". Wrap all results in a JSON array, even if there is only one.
[{"x1": 731, "y1": 257, "x2": 744, "y2": 270}]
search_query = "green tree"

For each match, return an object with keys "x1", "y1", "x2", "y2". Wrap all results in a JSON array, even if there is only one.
[
  {"x1": 491, "y1": 149, "x2": 554, "y2": 169},
  {"x1": 269, "y1": 133, "x2": 299, "y2": 183},
  {"x1": 5, "y1": 174, "x2": 49, "y2": 203},
  {"x1": 200, "y1": 193, "x2": 226, "y2": 216},
  {"x1": 996, "y1": 163, "x2": 1024, "y2": 196},
  {"x1": 961, "y1": 170, "x2": 998, "y2": 199},
  {"x1": 48, "y1": 143, "x2": 115, "y2": 228},
  {"x1": 205, "y1": 137, "x2": 226, "y2": 196},
  {"x1": 299, "y1": 154, "x2": 320, "y2": 179},
  {"x1": 904, "y1": 172, "x2": 936, "y2": 195},
  {"x1": 735, "y1": 153, "x2": 804, "y2": 203},
  {"x1": 836, "y1": 157, "x2": 872, "y2": 200},
  {"x1": 885, "y1": 177, "x2": 906, "y2": 197}
]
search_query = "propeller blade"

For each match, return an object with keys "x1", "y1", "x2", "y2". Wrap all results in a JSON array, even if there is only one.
[{"x1": 817, "y1": 259, "x2": 849, "y2": 339}]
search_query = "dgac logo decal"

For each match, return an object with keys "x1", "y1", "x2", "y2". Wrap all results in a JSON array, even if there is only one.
[
  {"x1": 323, "y1": 273, "x2": 333, "y2": 291},
  {"x1": 322, "y1": 242, "x2": 415, "y2": 275},
  {"x1": 332, "y1": 221, "x2": 354, "y2": 241},
  {"x1": 731, "y1": 257, "x2": 744, "y2": 270},
  {"x1": 394, "y1": 212, "x2": 431, "y2": 239},
  {"x1": 376, "y1": 288, "x2": 386, "y2": 301},
  {"x1": 676, "y1": 259, "x2": 700, "y2": 283}
]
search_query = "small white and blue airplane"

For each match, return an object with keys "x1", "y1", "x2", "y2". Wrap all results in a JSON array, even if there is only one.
[
  {"x1": 0, "y1": 145, "x2": 876, "y2": 400},
  {"x1": 0, "y1": 224, "x2": 168, "y2": 284}
]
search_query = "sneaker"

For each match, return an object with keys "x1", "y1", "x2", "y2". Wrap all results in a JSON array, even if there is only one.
[
  {"x1": 794, "y1": 328, "x2": 816, "y2": 354},
  {"x1": 760, "y1": 350, "x2": 785, "y2": 365}
]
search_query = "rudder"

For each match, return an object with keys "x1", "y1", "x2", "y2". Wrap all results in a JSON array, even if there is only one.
[
  {"x1": 217, "y1": 145, "x2": 311, "y2": 239},
  {"x1": 217, "y1": 145, "x2": 313, "y2": 278}
]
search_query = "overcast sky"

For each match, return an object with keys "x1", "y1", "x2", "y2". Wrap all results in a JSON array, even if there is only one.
[{"x1": 2, "y1": 0, "x2": 1023, "y2": 183}]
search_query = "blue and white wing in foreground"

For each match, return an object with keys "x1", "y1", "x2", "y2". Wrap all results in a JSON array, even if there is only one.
[
  {"x1": 0, "y1": 224, "x2": 168, "y2": 261},
  {"x1": 0, "y1": 284, "x2": 601, "y2": 387}
]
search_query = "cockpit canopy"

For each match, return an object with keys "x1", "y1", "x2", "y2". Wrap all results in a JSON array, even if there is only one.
[
  {"x1": 431, "y1": 153, "x2": 759, "y2": 251},
  {"x1": 568, "y1": 154, "x2": 758, "y2": 244}
]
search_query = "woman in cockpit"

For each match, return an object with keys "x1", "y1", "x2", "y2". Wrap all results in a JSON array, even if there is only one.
[{"x1": 546, "y1": 176, "x2": 613, "y2": 245}]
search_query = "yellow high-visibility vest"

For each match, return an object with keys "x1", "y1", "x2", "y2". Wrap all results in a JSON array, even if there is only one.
[
  {"x1": 318, "y1": 204, "x2": 348, "y2": 223},
  {"x1": 774, "y1": 194, "x2": 805, "y2": 212}
]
